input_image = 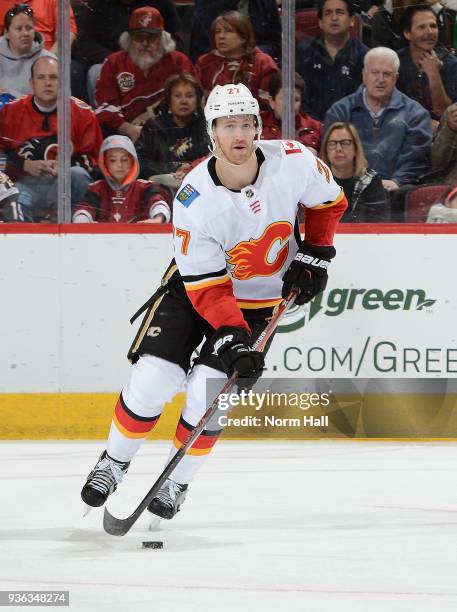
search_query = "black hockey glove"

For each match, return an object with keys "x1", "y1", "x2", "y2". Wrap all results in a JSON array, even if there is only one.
[
  {"x1": 212, "y1": 326, "x2": 264, "y2": 390},
  {"x1": 282, "y1": 241, "x2": 336, "y2": 305}
]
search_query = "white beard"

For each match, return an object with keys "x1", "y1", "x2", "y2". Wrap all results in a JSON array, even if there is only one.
[{"x1": 130, "y1": 49, "x2": 164, "y2": 71}]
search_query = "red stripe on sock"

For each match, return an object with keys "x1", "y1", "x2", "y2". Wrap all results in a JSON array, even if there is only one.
[
  {"x1": 174, "y1": 420, "x2": 220, "y2": 450},
  {"x1": 114, "y1": 398, "x2": 159, "y2": 435}
]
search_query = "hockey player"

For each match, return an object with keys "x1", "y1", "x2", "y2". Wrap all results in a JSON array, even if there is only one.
[{"x1": 81, "y1": 83, "x2": 347, "y2": 521}]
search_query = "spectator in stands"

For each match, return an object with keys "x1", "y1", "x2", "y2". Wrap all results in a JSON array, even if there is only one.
[
  {"x1": 426, "y1": 184, "x2": 457, "y2": 222},
  {"x1": 0, "y1": 1, "x2": 77, "y2": 52},
  {"x1": 73, "y1": 135, "x2": 171, "y2": 223},
  {"x1": 320, "y1": 121, "x2": 389, "y2": 221},
  {"x1": 0, "y1": 171, "x2": 24, "y2": 222},
  {"x1": 260, "y1": 72, "x2": 322, "y2": 155},
  {"x1": 296, "y1": 0, "x2": 368, "y2": 122},
  {"x1": 431, "y1": 102, "x2": 457, "y2": 183},
  {"x1": 189, "y1": 0, "x2": 281, "y2": 62},
  {"x1": 324, "y1": 47, "x2": 432, "y2": 192},
  {"x1": 0, "y1": 1, "x2": 86, "y2": 99},
  {"x1": 370, "y1": 0, "x2": 412, "y2": 51},
  {"x1": 135, "y1": 73, "x2": 209, "y2": 195},
  {"x1": 0, "y1": 3, "x2": 54, "y2": 98},
  {"x1": 95, "y1": 7, "x2": 194, "y2": 143},
  {"x1": 73, "y1": 0, "x2": 181, "y2": 106},
  {"x1": 427, "y1": 0, "x2": 457, "y2": 48},
  {"x1": 371, "y1": 0, "x2": 456, "y2": 50},
  {"x1": 194, "y1": 11, "x2": 278, "y2": 107},
  {"x1": 0, "y1": 56, "x2": 102, "y2": 222},
  {"x1": 397, "y1": 5, "x2": 457, "y2": 121}
]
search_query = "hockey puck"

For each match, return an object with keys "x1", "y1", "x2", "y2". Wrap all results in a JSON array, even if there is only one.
[{"x1": 142, "y1": 541, "x2": 163, "y2": 549}]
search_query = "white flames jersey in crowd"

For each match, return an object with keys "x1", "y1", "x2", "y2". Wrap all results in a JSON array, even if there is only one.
[
  {"x1": 0, "y1": 172, "x2": 18, "y2": 203},
  {"x1": 172, "y1": 139, "x2": 347, "y2": 331}
]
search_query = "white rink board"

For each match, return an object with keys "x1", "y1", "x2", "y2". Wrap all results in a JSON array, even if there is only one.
[{"x1": 1, "y1": 232, "x2": 456, "y2": 392}]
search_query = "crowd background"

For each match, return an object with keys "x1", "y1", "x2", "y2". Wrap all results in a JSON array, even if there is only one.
[{"x1": 0, "y1": 0, "x2": 456, "y2": 224}]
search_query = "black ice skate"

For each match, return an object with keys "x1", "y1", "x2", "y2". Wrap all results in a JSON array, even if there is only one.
[
  {"x1": 147, "y1": 478, "x2": 188, "y2": 519},
  {"x1": 81, "y1": 451, "x2": 130, "y2": 508}
]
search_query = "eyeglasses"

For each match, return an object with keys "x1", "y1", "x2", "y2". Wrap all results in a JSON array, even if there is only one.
[
  {"x1": 327, "y1": 139, "x2": 354, "y2": 149},
  {"x1": 6, "y1": 3, "x2": 34, "y2": 19}
]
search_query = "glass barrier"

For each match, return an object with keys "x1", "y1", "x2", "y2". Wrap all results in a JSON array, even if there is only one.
[
  {"x1": 0, "y1": 1, "x2": 67, "y2": 223},
  {"x1": 0, "y1": 0, "x2": 454, "y2": 225}
]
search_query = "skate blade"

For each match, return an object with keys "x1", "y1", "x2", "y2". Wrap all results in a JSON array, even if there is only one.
[
  {"x1": 82, "y1": 504, "x2": 93, "y2": 517},
  {"x1": 148, "y1": 515, "x2": 163, "y2": 531}
]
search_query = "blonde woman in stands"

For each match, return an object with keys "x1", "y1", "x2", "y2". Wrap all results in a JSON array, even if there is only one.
[{"x1": 320, "y1": 121, "x2": 389, "y2": 222}]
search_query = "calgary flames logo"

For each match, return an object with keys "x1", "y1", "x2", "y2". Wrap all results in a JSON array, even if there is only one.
[{"x1": 226, "y1": 222, "x2": 292, "y2": 280}]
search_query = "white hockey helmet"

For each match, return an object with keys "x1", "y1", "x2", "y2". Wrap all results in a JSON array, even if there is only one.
[{"x1": 204, "y1": 83, "x2": 262, "y2": 143}]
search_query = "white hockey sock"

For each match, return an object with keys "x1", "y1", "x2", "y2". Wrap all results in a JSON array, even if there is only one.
[
  {"x1": 106, "y1": 354, "x2": 186, "y2": 463},
  {"x1": 166, "y1": 364, "x2": 227, "y2": 485}
]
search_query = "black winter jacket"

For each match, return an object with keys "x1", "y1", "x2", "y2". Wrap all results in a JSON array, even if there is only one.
[
  {"x1": 297, "y1": 37, "x2": 368, "y2": 121},
  {"x1": 135, "y1": 110, "x2": 210, "y2": 178},
  {"x1": 335, "y1": 170, "x2": 389, "y2": 223}
]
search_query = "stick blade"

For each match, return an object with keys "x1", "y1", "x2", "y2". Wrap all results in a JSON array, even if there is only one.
[{"x1": 103, "y1": 506, "x2": 137, "y2": 536}]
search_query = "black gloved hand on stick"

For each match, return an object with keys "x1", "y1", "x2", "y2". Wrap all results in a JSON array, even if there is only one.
[
  {"x1": 212, "y1": 326, "x2": 264, "y2": 389},
  {"x1": 282, "y1": 241, "x2": 336, "y2": 305}
]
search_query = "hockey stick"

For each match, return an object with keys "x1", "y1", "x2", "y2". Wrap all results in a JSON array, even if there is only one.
[{"x1": 103, "y1": 289, "x2": 297, "y2": 536}]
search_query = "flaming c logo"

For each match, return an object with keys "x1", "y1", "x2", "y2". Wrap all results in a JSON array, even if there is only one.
[{"x1": 226, "y1": 222, "x2": 292, "y2": 280}]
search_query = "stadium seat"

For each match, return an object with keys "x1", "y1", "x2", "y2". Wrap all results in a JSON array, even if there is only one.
[
  {"x1": 295, "y1": 9, "x2": 362, "y2": 44},
  {"x1": 405, "y1": 184, "x2": 449, "y2": 222}
]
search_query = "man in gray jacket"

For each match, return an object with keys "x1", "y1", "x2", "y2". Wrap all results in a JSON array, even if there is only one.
[{"x1": 324, "y1": 47, "x2": 432, "y2": 193}]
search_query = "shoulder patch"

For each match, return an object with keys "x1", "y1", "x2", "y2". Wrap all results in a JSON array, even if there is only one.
[
  {"x1": 176, "y1": 184, "x2": 200, "y2": 207},
  {"x1": 282, "y1": 140, "x2": 302, "y2": 155}
]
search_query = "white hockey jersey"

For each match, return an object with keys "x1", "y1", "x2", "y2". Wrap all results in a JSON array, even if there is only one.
[{"x1": 172, "y1": 139, "x2": 347, "y2": 331}]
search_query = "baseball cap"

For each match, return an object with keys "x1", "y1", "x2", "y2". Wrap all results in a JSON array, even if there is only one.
[{"x1": 128, "y1": 7, "x2": 164, "y2": 35}]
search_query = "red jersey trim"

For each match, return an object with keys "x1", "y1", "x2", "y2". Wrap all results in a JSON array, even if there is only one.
[
  {"x1": 185, "y1": 279, "x2": 249, "y2": 331},
  {"x1": 304, "y1": 193, "x2": 348, "y2": 245}
]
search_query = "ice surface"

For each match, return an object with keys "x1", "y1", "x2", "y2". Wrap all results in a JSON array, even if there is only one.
[{"x1": 1, "y1": 440, "x2": 457, "y2": 612}]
